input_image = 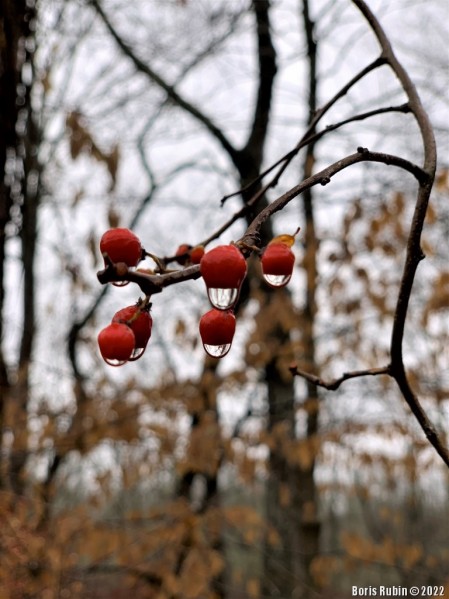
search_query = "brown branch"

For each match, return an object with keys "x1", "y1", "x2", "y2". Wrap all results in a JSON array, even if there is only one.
[
  {"x1": 289, "y1": 364, "x2": 391, "y2": 391},
  {"x1": 241, "y1": 148, "x2": 427, "y2": 247},
  {"x1": 351, "y1": 1, "x2": 437, "y2": 358},
  {"x1": 90, "y1": 0, "x2": 239, "y2": 163},
  {"x1": 351, "y1": 1, "x2": 447, "y2": 468},
  {"x1": 219, "y1": 101, "x2": 411, "y2": 208},
  {"x1": 265, "y1": 56, "x2": 387, "y2": 191},
  {"x1": 206, "y1": 103, "x2": 413, "y2": 253},
  {"x1": 81, "y1": 563, "x2": 163, "y2": 587},
  {"x1": 220, "y1": 55, "x2": 388, "y2": 207},
  {"x1": 97, "y1": 147, "x2": 425, "y2": 293},
  {"x1": 97, "y1": 262, "x2": 202, "y2": 296}
]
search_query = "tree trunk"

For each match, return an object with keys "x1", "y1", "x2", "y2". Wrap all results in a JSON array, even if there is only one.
[
  {"x1": 263, "y1": 347, "x2": 298, "y2": 597},
  {"x1": 176, "y1": 359, "x2": 226, "y2": 599},
  {"x1": 294, "y1": 2, "x2": 322, "y2": 596},
  {"x1": 0, "y1": 0, "x2": 40, "y2": 495},
  {"x1": 0, "y1": 0, "x2": 27, "y2": 487}
]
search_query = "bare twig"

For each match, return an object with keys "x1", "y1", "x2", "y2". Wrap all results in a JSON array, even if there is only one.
[
  {"x1": 97, "y1": 147, "x2": 425, "y2": 290},
  {"x1": 241, "y1": 148, "x2": 426, "y2": 247},
  {"x1": 219, "y1": 102, "x2": 411, "y2": 208},
  {"x1": 351, "y1": 1, "x2": 447, "y2": 468},
  {"x1": 90, "y1": 0, "x2": 240, "y2": 163},
  {"x1": 289, "y1": 364, "x2": 391, "y2": 391},
  {"x1": 220, "y1": 55, "x2": 388, "y2": 207}
]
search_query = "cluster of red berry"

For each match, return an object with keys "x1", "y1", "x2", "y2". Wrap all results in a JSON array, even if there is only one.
[
  {"x1": 96, "y1": 228, "x2": 297, "y2": 365},
  {"x1": 197, "y1": 236, "x2": 296, "y2": 358},
  {"x1": 97, "y1": 229, "x2": 153, "y2": 366},
  {"x1": 98, "y1": 302, "x2": 153, "y2": 366}
]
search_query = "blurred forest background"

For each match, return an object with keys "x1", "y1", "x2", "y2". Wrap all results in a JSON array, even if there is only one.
[{"x1": 1, "y1": 0, "x2": 449, "y2": 597}]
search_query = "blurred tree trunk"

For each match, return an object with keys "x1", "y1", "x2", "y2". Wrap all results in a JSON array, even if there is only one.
[
  {"x1": 0, "y1": 0, "x2": 24, "y2": 487},
  {"x1": 261, "y1": 2, "x2": 321, "y2": 597},
  {"x1": 296, "y1": 0, "x2": 322, "y2": 596},
  {"x1": 0, "y1": 0, "x2": 40, "y2": 495}
]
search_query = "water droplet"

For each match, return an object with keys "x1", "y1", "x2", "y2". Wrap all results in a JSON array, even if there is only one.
[
  {"x1": 207, "y1": 287, "x2": 239, "y2": 310},
  {"x1": 104, "y1": 357, "x2": 129, "y2": 367},
  {"x1": 112, "y1": 280, "x2": 130, "y2": 287},
  {"x1": 203, "y1": 343, "x2": 232, "y2": 358},
  {"x1": 263, "y1": 273, "x2": 291, "y2": 288},
  {"x1": 128, "y1": 347, "x2": 146, "y2": 361}
]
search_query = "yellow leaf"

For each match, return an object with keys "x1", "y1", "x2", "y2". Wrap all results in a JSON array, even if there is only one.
[
  {"x1": 310, "y1": 555, "x2": 339, "y2": 587},
  {"x1": 269, "y1": 228, "x2": 300, "y2": 247},
  {"x1": 209, "y1": 550, "x2": 225, "y2": 577}
]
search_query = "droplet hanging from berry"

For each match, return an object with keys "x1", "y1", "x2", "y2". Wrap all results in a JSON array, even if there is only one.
[
  {"x1": 112, "y1": 302, "x2": 152, "y2": 361},
  {"x1": 208, "y1": 287, "x2": 239, "y2": 311},
  {"x1": 261, "y1": 241, "x2": 295, "y2": 288},
  {"x1": 200, "y1": 245, "x2": 247, "y2": 310},
  {"x1": 97, "y1": 322, "x2": 136, "y2": 367},
  {"x1": 199, "y1": 309, "x2": 236, "y2": 358}
]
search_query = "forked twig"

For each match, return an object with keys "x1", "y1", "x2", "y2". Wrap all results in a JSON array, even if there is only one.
[{"x1": 289, "y1": 365, "x2": 391, "y2": 392}]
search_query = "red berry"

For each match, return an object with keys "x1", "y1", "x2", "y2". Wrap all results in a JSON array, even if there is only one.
[
  {"x1": 100, "y1": 228, "x2": 142, "y2": 267},
  {"x1": 98, "y1": 322, "x2": 136, "y2": 366},
  {"x1": 175, "y1": 243, "x2": 192, "y2": 266},
  {"x1": 261, "y1": 242, "x2": 295, "y2": 288},
  {"x1": 200, "y1": 245, "x2": 246, "y2": 289},
  {"x1": 112, "y1": 305, "x2": 152, "y2": 349},
  {"x1": 199, "y1": 309, "x2": 236, "y2": 358},
  {"x1": 190, "y1": 245, "x2": 205, "y2": 265},
  {"x1": 200, "y1": 245, "x2": 247, "y2": 310}
]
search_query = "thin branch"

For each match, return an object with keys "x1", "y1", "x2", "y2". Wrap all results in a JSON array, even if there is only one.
[
  {"x1": 289, "y1": 364, "x2": 391, "y2": 391},
  {"x1": 241, "y1": 147, "x2": 427, "y2": 247},
  {"x1": 267, "y1": 56, "x2": 387, "y2": 188},
  {"x1": 314, "y1": 103, "x2": 411, "y2": 140},
  {"x1": 351, "y1": 1, "x2": 447, "y2": 468},
  {"x1": 97, "y1": 261, "x2": 201, "y2": 295},
  {"x1": 221, "y1": 55, "x2": 388, "y2": 206},
  {"x1": 219, "y1": 102, "x2": 411, "y2": 207},
  {"x1": 97, "y1": 147, "x2": 426, "y2": 292},
  {"x1": 351, "y1": 1, "x2": 437, "y2": 362},
  {"x1": 90, "y1": 0, "x2": 239, "y2": 163}
]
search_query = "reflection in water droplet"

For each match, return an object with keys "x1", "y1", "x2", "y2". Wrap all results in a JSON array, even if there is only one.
[
  {"x1": 207, "y1": 287, "x2": 239, "y2": 310},
  {"x1": 263, "y1": 274, "x2": 291, "y2": 288},
  {"x1": 203, "y1": 343, "x2": 232, "y2": 358},
  {"x1": 128, "y1": 346, "x2": 146, "y2": 361},
  {"x1": 104, "y1": 357, "x2": 129, "y2": 367},
  {"x1": 112, "y1": 280, "x2": 130, "y2": 287}
]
